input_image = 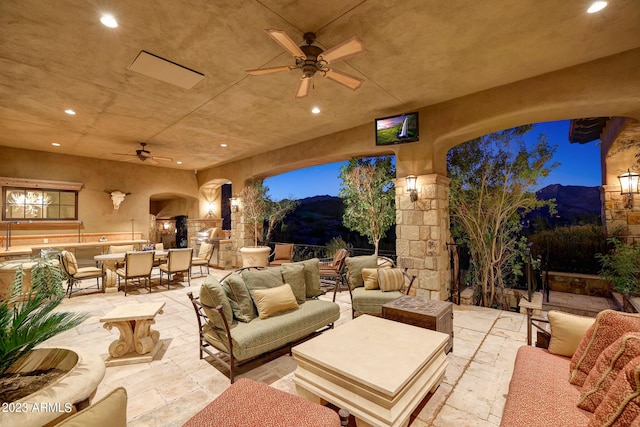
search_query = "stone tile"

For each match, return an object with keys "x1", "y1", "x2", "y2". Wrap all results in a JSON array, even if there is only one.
[{"x1": 432, "y1": 404, "x2": 496, "y2": 427}]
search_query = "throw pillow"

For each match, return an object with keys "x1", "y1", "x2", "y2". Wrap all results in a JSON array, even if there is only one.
[
  {"x1": 547, "y1": 311, "x2": 596, "y2": 357},
  {"x1": 362, "y1": 268, "x2": 379, "y2": 290},
  {"x1": 570, "y1": 310, "x2": 640, "y2": 386},
  {"x1": 281, "y1": 263, "x2": 307, "y2": 304},
  {"x1": 345, "y1": 255, "x2": 378, "y2": 290},
  {"x1": 222, "y1": 273, "x2": 256, "y2": 322},
  {"x1": 251, "y1": 284, "x2": 299, "y2": 319},
  {"x1": 242, "y1": 268, "x2": 283, "y2": 291},
  {"x1": 62, "y1": 251, "x2": 78, "y2": 275},
  {"x1": 589, "y1": 355, "x2": 640, "y2": 427},
  {"x1": 199, "y1": 276, "x2": 233, "y2": 328},
  {"x1": 292, "y1": 258, "x2": 323, "y2": 298},
  {"x1": 578, "y1": 332, "x2": 640, "y2": 412},
  {"x1": 56, "y1": 387, "x2": 127, "y2": 427},
  {"x1": 378, "y1": 268, "x2": 405, "y2": 292}
]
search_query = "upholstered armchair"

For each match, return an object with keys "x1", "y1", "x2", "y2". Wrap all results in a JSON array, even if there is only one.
[
  {"x1": 59, "y1": 250, "x2": 103, "y2": 297},
  {"x1": 116, "y1": 251, "x2": 154, "y2": 296},
  {"x1": 269, "y1": 243, "x2": 294, "y2": 266},
  {"x1": 192, "y1": 243, "x2": 214, "y2": 276},
  {"x1": 160, "y1": 248, "x2": 193, "y2": 288}
]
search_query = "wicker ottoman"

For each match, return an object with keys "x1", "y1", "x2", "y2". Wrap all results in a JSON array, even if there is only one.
[{"x1": 183, "y1": 378, "x2": 345, "y2": 427}]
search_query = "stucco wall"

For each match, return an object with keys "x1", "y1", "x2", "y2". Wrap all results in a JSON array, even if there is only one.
[{"x1": 0, "y1": 146, "x2": 201, "y2": 239}]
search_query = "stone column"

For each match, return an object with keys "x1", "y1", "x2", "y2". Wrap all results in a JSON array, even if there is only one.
[
  {"x1": 602, "y1": 184, "x2": 640, "y2": 244},
  {"x1": 395, "y1": 174, "x2": 451, "y2": 301},
  {"x1": 230, "y1": 208, "x2": 264, "y2": 268}
]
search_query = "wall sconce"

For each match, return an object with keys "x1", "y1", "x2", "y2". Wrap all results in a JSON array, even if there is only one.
[
  {"x1": 618, "y1": 169, "x2": 640, "y2": 208},
  {"x1": 163, "y1": 221, "x2": 170, "y2": 230},
  {"x1": 406, "y1": 175, "x2": 418, "y2": 202},
  {"x1": 206, "y1": 202, "x2": 215, "y2": 217},
  {"x1": 230, "y1": 197, "x2": 239, "y2": 212}
]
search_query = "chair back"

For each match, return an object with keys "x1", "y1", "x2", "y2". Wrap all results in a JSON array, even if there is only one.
[
  {"x1": 60, "y1": 250, "x2": 78, "y2": 275},
  {"x1": 168, "y1": 248, "x2": 193, "y2": 272},
  {"x1": 197, "y1": 243, "x2": 213, "y2": 260},
  {"x1": 125, "y1": 251, "x2": 154, "y2": 277},
  {"x1": 155, "y1": 242, "x2": 164, "y2": 251},
  {"x1": 274, "y1": 243, "x2": 293, "y2": 261},
  {"x1": 331, "y1": 248, "x2": 348, "y2": 270},
  {"x1": 109, "y1": 244, "x2": 135, "y2": 254}
]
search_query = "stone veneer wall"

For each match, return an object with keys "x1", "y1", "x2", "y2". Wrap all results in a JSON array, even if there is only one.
[
  {"x1": 395, "y1": 174, "x2": 451, "y2": 301},
  {"x1": 602, "y1": 184, "x2": 640, "y2": 243}
]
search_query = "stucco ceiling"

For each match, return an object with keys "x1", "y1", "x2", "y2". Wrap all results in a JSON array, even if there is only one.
[{"x1": 1, "y1": 1, "x2": 639, "y2": 171}]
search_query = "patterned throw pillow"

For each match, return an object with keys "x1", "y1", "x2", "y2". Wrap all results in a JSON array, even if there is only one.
[
  {"x1": 378, "y1": 268, "x2": 404, "y2": 292},
  {"x1": 570, "y1": 310, "x2": 640, "y2": 386},
  {"x1": 362, "y1": 268, "x2": 379, "y2": 290},
  {"x1": 578, "y1": 332, "x2": 640, "y2": 412},
  {"x1": 589, "y1": 355, "x2": 640, "y2": 427}
]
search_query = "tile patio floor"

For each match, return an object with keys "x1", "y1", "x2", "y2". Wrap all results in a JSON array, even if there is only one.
[{"x1": 41, "y1": 272, "x2": 608, "y2": 426}]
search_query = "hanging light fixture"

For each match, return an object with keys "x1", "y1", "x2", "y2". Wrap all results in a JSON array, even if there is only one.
[
  {"x1": 618, "y1": 169, "x2": 640, "y2": 208},
  {"x1": 406, "y1": 175, "x2": 418, "y2": 202}
]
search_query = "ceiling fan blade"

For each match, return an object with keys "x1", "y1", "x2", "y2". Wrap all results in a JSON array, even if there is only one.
[
  {"x1": 112, "y1": 153, "x2": 138, "y2": 158},
  {"x1": 324, "y1": 69, "x2": 364, "y2": 91},
  {"x1": 265, "y1": 29, "x2": 305, "y2": 58},
  {"x1": 152, "y1": 156, "x2": 173, "y2": 162},
  {"x1": 246, "y1": 65, "x2": 296, "y2": 76},
  {"x1": 319, "y1": 35, "x2": 366, "y2": 63},
  {"x1": 295, "y1": 77, "x2": 311, "y2": 98},
  {"x1": 146, "y1": 158, "x2": 160, "y2": 166}
]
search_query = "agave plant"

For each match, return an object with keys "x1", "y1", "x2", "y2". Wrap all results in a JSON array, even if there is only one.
[{"x1": 0, "y1": 259, "x2": 88, "y2": 375}]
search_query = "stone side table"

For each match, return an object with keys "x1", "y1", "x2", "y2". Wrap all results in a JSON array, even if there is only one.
[{"x1": 100, "y1": 302, "x2": 165, "y2": 366}]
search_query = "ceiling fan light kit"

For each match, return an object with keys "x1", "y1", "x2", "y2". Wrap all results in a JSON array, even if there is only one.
[{"x1": 246, "y1": 29, "x2": 366, "y2": 98}]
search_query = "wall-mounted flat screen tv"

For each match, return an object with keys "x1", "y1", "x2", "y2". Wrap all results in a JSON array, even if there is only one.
[{"x1": 375, "y1": 112, "x2": 419, "y2": 146}]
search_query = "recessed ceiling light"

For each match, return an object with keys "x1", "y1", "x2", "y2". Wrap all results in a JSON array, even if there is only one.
[
  {"x1": 64, "y1": 109, "x2": 76, "y2": 115},
  {"x1": 220, "y1": 143, "x2": 228, "y2": 147},
  {"x1": 100, "y1": 14, "x2": 118, "y2": 28},
  {"x1": 311, "y1": 107, "x2": 321, "y2": 114},
  {"x1": 587, "y1": 1, "x2": 607, "y2": 13},
  {"x1": 176, "y1": 161, "x2": 183, "y2": 165},
  {"x1": 52, "y1": 142, "x2": 61, "y2": 147}
]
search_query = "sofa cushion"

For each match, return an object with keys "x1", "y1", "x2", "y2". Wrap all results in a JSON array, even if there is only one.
[
  {"x1": 281, "y1": 263, "x2": 307, "y2": 304},
  {"x1": 242, "y1": 268, "x2": 284, "y2": 291},
  {"x1": 56, "y1": 387, "x2": 127, "y2": 427},
  {"x1": 293, "y1": 258, "x2": 324, "y2": 298},
  {"x1": 578, "y1": 332, "x2": 640, "y2": 412},
  {"x1": 589, "y1": 355, "x2": 640, "y2": 427},
  {"x1": 200, "y1": 275, "x2": 233, "y2": 328},
  {"x1": 378, "y1": 268, "x2": 404, "y2": 292},
  {"x1": 215, "y1": 299, "x2": 340, "y2": 362},
  {"x1": 547, "y1": 310, "x2": 595, "y2": 357},
  {"x1": 501, "y1": 346, "x2": 592, "y2": 427},
  {"x1": 252, "y1": 284, "x2": 299, "y2": 319},
  {"x1": 351, "y1": 287, "x2": 403, "y2": 315},
  {"x1": 222, "y1": 273, "x2": 256, "y2": 322},
  {"x1": 570, "y1": 310, "x2": 640, "y2": 386},
  {"x1": 362, "y1": 268, "x2": 379, "y2": 290},
  {"x1": 346, "y1": 255, "x2": 378, "y2": 290}
]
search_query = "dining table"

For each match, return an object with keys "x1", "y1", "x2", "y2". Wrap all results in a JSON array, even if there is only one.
[{"x1": 94, "y1": 250, "x2": 168, "y2": 293}]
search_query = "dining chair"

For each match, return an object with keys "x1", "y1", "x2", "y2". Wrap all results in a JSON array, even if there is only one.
[
  {"x1": 160, "y1": 248, "x2": 193, "y2": 289},
  {"x1": 269, "y1": 243, "x2": 294, "y2": 266},
  {"x1": 191, "y1": 243, "x2": 214, "y2": 277},
  {"x1": 116, "y1": 251, "x2": 154, "y2": 296},
  {"x1": 59, "y1": 250, "x2": 103, "y2": 298}
]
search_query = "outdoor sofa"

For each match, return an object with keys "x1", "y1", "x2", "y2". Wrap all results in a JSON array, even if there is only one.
[
  {"x1": 501, "y1": 309, "x2": 640, "y2": 426},
  {"x1": 188, "y1": 258, "x2": 340, "y2": 382}
]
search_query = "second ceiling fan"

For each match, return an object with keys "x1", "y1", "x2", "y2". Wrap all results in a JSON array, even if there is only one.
[{"x1": 247, "y1": 29, "x2": 366, "y2": 98}]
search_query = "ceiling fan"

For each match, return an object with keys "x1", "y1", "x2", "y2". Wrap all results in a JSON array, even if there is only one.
[
  {"x1": 112, "y1": 143, "x2": 173, "y2": 165},
  {"x1": 247, "y1": 29, "x2": 366, "y2": 98}
]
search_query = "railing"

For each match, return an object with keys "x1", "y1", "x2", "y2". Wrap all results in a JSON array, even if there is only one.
[
  {"x1": 269, "y1": 242, "x2": 396, "y2": 262},
  {"x1": 528, "y1": 234, "x2": 612, "y2": 275}
]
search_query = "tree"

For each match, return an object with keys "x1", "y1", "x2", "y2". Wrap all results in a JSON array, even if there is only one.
[
  {"x1": 239, "y1": 181, "x2": 268, "y2": 247},
  {"x1": 448, "y1": 126, "x2": 557, "y2": 307},
  {"x1": 264, "y1": 198, "x2": 299, "y2": 244},
  {"x1": 339, "y1": 157, "x2": 396, "y2": 255}
]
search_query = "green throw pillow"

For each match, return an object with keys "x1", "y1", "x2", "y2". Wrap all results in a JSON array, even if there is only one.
[
  {"x1": 281, "y1": 263, "x2": 307, "y2": 304},
  {"x1": 222, "y1": 273, "x2": 256, "y2": 322},
  {"x1": 345, "y1": 255, "x2": 378, "y2": 290},
  {"x1": 200, "y1": 275, "x2": 233, "y2": 329},
  {"x1": 242, "y1": 267, "x2": 284, "y2": 291},
  {"x1": 290, "y1": 258, "x2": 323, "y2": 298}
]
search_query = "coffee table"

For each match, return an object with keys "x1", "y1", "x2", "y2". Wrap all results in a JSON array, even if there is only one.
[
  {"x1": 293, "y1": 315, "x2": 448, "y2": 427},
  {"x1": 100, "y1": 302, "x2": 165, "y2": 366}
]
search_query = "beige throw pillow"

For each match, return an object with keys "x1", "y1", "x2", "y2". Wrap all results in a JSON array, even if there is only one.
[
  {"x1": 57, "y1": 387, "x2": 127, "y2": 427},
  {"x1": 378, "y1": 268, "x2": 404, "y2": 292},
  {"x1": 547, "y1": 310, "x2": 595, "y2": 357},
  {"x1": 362, "y1": 268, "x2": 379, "y2": 290},
  {"x1": 251, "y1": 284, "x2": 299, "y2": 319}
]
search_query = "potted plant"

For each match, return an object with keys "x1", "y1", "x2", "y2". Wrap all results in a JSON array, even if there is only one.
[
  {"x1": 0, "y1": 258, "x2": 104, "y2": 426},
  {"x1": 597, "y1": 238, "x2": 640, "y2": 310},
  {"x1": 238, "y1": 181, "x2": 271, "y2": 267}
]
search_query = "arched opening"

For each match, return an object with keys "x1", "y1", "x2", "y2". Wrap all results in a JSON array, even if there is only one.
[{"x1": 149, "y1": 193, "x2": 198, "y2": 248}]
